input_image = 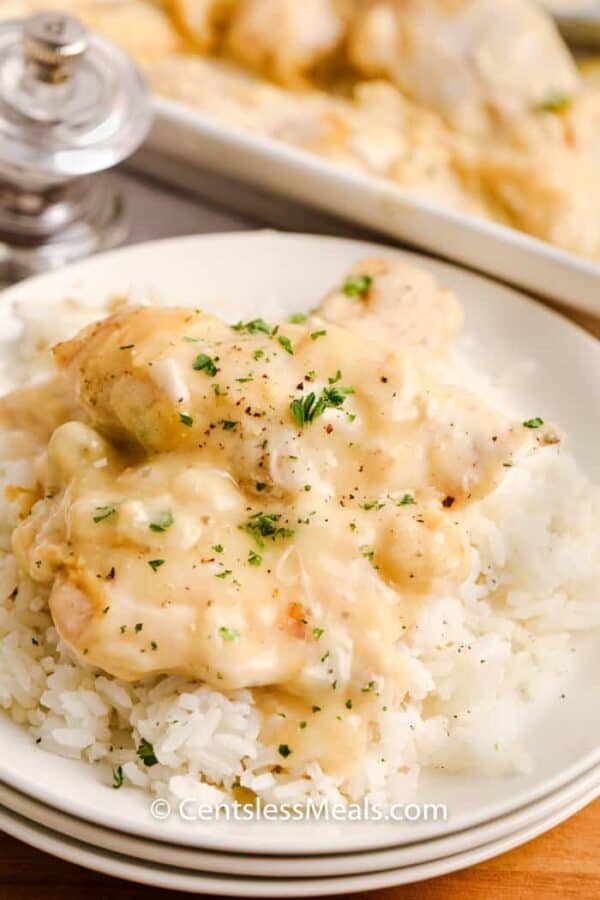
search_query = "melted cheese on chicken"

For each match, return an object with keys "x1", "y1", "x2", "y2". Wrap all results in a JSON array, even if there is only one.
[{"x1": 8, "y1": 258, "x2": 556, "y2": 775}]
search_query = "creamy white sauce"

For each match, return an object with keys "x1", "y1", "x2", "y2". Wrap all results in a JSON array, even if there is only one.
[{"x1": 4, "y1": 256, "x2": 556, "y2": 777}]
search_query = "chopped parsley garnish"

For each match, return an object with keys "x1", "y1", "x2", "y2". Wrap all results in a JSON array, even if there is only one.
[
  {"x1": 536, "y1": 90, "x2": 572, "y2": 113},
  {"x1": 134, "y1": 623, "x2": 143, "y2": 633},
  {"x1": 222, "y1": 420, "x2": 237, "y2": 430},
  {"x1": 361, "y1": 500, "x2": 385, "y2": 511},
  {"x1": 183, "y1": 336, "x2": 200, "y2": 342},
  {"x1": 242, "y1": 512, "x2": 294, "y2": 549},
  {"x1": 148, "y1": 559, "x2": 165, "y2": 572},
  {"x1": 310, "y1": 330, "x2": 327, "y2": 341},
  {"x1": 236, "y1": 374, "x2": 254, "y2": 383},
  {"x1": 345, "y1": 699, "x2": 353, "y2": 710},
  {"x1": 215, "y1": 569, "x2": 232, "y2": 579},
  {"x1": 136, "y1": 739, "x2": 158, "y2": 768},
  {"x1": 192, "y1": 353, "x2": 219, "y2": 376},
  {"x1": 119, "y1": 344, "x2": 135, "y2": 350},
  {"x1": 328, "y1": 370, "x2": 342, "y2": 384},
  {"x1": 212, "y1": 544, "x2": 224, "y2": 553},
  {"x1": 93, "y1": 506, "x2": 117, "y2": 524},
  {"x1": 149, "y1": 510, "x2": 174, "y2": 532},
  {"x1": 523, "y1": 417, "x2": 544, "y2": 429},
  {"x1": 253, "y1": 349, "x2": 265, "y2": 361},
  {"x1": 312, "y1": 705, "x2": 321, "y2": 713},
  {"x1": 278, "y1": 744, "x2": 292, "y2": 758},
  {"x1": 112, "y1": 765, "x2": 124, "y2": 789},
  {"x1": 278, "y1": 334, "x2": 294, "y2": 354},
  {"x1": 290, "y1": 384, "x2": 354, "y2": 428},
  {"x1": 179, "y1": 413, "x2": 194, "y2": 427},
  {"x1": 299, "y1": 721, "x2": 307, "y2": 729},
  {"x1": 398, "y1": 494, "x2": 416, "y2": 506},
  {"x1": 289, "y1": 312, "x2": 308, "y2": 324},
  {"x1": 255, "y1": 482, "x2": 267, "y2": 492},
  {"x1": 150, "y1": 641, "x2": 158, "y2": 651},
  {"x1": 248, "y1": 550, "x2": 263, "y2": 566},
  {"x1": 312, "y1": 627, "x2": 325, "y2": 641},
  {"x1": 361, "y1": 680, "x2": 377, "y2": 694},
  {"x1": 233, "y1": 318, "x2": 274, "y2": 336},
  {"x1": 343, "y1": 274, "x2": 373, "y2": 298},
  {"x1": 219, "y1": 626, "x2": 238, "y2": 642},
  {"x1": 321, "y1": 384, "x2": 354, "y2": 405}
]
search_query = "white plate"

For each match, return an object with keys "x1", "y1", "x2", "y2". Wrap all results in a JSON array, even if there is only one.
[
  {"x1": 138, "y1": 98, "x2": 600, "y2": 318},
  {"x1": 0, "y1": 766, "x2": 597, "y2": 878},
  {"x1": 0, "y1": 789, "x2": 597, "y2": 896},
  {"x1": 0, "y1": 232, "x2": 598, "y2": 856}
]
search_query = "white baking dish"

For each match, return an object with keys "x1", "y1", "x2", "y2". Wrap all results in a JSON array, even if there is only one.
[{"x1": 135, "y1": 96, "x2": 600, "y2": 318}]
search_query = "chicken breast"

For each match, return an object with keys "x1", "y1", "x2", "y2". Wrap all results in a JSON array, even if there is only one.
[
  {"x1": 13, "y1": 260, "x2": 546, "y2": 703},
  {"x1": 318, "y1": 256, "x2": 463, "y2": 355},
  {"x1": 347, "y1": 0, "x2": 580, "y2": 135},
  {"x1": 225, "y1": 0, "x2": 347, "y2": 84}
]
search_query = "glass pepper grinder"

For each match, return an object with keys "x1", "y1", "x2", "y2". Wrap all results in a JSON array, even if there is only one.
[{"x1": 0, "y1": 10, "x2": 152, "y2": 284}]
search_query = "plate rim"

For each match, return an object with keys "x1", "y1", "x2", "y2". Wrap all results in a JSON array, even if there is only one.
[
  {"x1": 0, "y1": 765, "x2": 597, "y2": 878},
  {"x1": 0, "y1": 788, "x2": 597, "y2": 896}
]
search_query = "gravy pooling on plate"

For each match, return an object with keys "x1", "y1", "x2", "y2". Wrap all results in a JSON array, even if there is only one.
[{"x1": 4, "y1": 258, "x2": 558, "y2": 776}]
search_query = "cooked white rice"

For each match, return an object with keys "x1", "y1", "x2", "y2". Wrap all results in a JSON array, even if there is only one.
[{"x1": 0, "y1": 294, "x2": 598, "y2": 807}]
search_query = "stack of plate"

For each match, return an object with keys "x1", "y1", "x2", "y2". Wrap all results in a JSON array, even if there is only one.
[
  {"x1": 0, "y1": 233, "x2": 598, "y2": 894},
  {"x1": 0, "y1": 723, "x2": 597, "y2": 895}
]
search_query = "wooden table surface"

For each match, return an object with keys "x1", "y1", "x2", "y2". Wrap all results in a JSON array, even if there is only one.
[{"x1": 0, "y1": 169, "x2": 598, "y2": 898}]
